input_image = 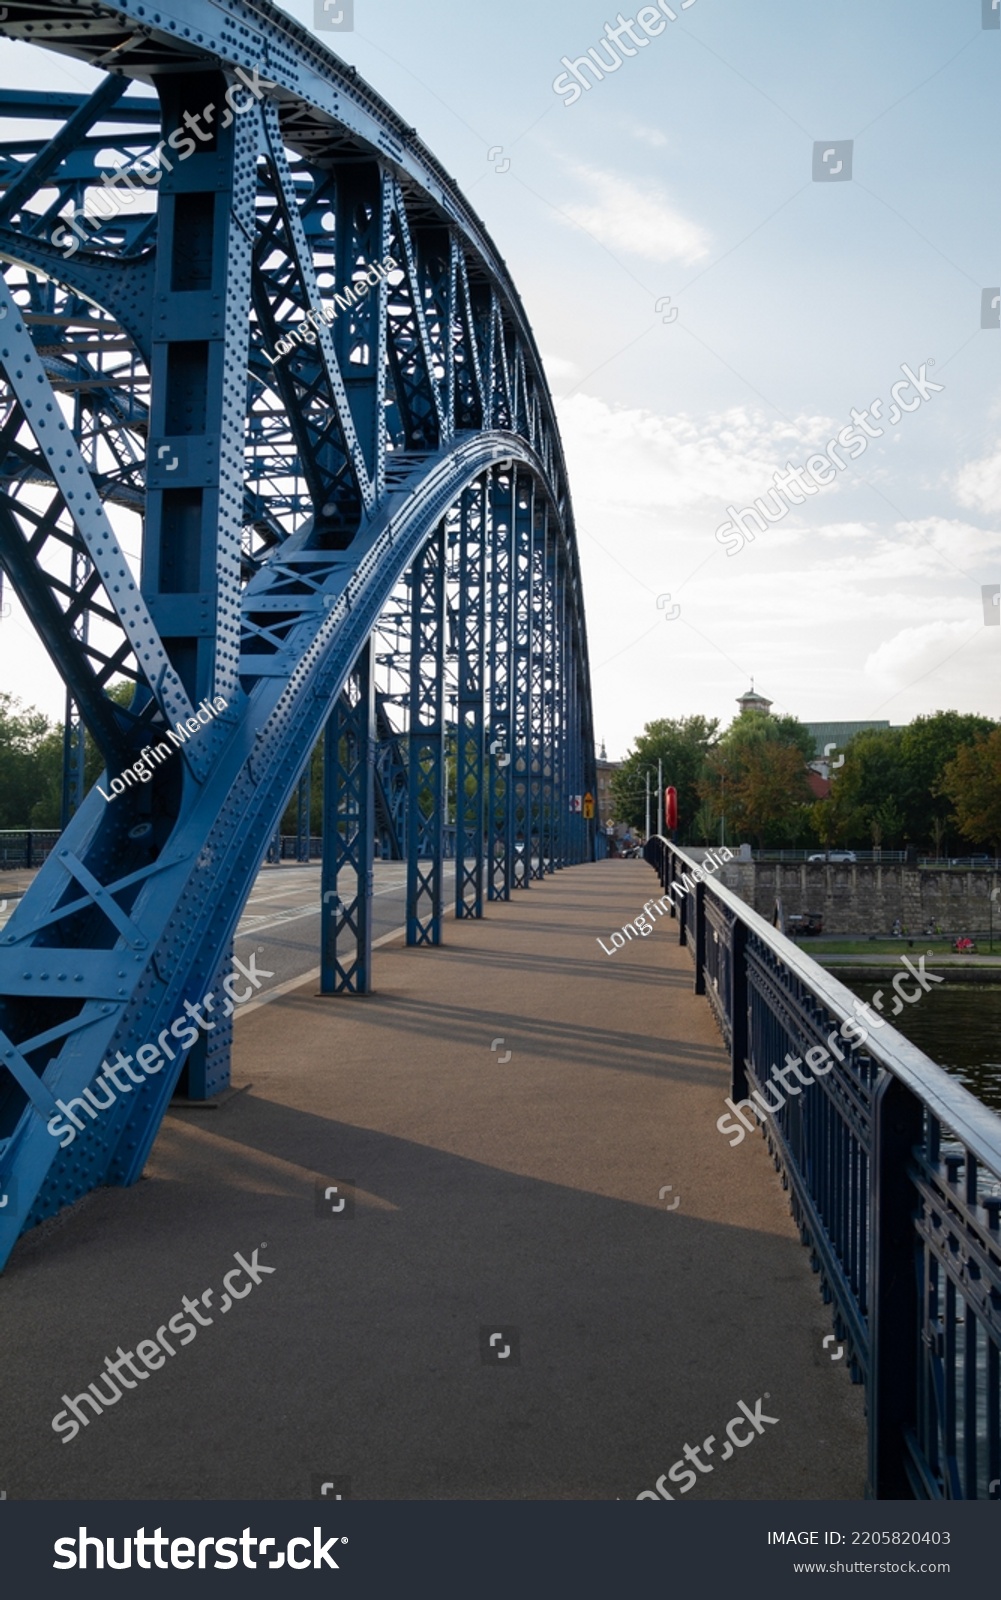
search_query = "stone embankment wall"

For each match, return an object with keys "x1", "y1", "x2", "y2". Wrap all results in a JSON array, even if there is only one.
[{"x1": 697, "y1": 859, "x2": 1000, "y2": 936}]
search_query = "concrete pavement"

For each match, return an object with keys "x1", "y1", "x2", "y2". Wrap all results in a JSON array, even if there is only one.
[{"x1": 0, "y1": 860, "x2": 865, "y2": 1501}]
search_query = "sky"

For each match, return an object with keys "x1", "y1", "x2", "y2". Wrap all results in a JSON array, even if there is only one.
[{"x1": 1, "y1": 0, "x2": 999, "y2": 761}]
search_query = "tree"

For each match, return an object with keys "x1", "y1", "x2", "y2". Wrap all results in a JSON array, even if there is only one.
[
  {"x1": 698, "y1": 709, "x2": 814, "y2": 847},
  {"x1": 26, "y1": 728, "x2": 65, "y2": 826},
  {"x1": 822, "y1": 728, "x2": 905, "y2": 848},
  {"x1": 897, "y1": 712, "x2": 996, "y2": 848},
  {"x1": 0, "y1": 693, "x2": 61, "y2": 828},
  {"x1": 869, "y1": 799, "x2": 905, "y2": 856},
  {"x1": 938, "y1": 729, "x2": 1001, "y2": 852},
  {"x1": 691, "y1": 797, "x2": 720, "y2": 844},
  {"x1": 610, "y1": 715, "x2": 719, "y2": 837},
  {"x1": 822, "y1": 712, "x2": 997, "y2": 850},
  {"x1": 810, "y1": 796, "x2": 838, "y2": 852}
]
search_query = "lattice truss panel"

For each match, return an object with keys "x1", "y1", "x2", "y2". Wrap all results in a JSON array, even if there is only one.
[{"x1": 0, "y1": 0, "x2": 597, "y2": 1267}]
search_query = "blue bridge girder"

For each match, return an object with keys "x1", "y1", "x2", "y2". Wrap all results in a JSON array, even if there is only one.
[{"x1": 0, "y1": 0, "x2": 599, "y2": 1268}]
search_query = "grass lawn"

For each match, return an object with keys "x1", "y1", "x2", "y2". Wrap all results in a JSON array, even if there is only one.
[{"x1": 799, "y1": 939, "x2": 992, "y2": 957}]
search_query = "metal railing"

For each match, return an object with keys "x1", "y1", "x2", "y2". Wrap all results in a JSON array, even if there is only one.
[
  {"x1": 265, "y1": 827, "x2": 459, "y2": 863},
  {"x1": 753, "y1": 848, "x2": 911, "y2": 863},
  {"x1": 752, "y1": 849, "x2": 1000, "y2": 868},
  {"x1": 0, "y1": 829, "x2": 61, "y2": 870},
  {"x1": 645, "y1": 836, "x2": 1001, "y2": 1500}
]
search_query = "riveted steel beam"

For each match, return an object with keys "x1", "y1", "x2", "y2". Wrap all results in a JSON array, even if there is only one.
[
  {"x1": 0, "y1": 1, "x2": 598, "y2": 1268},
  {"x1": 321, "y1": 645, "x2": 375, "y2": 993}
]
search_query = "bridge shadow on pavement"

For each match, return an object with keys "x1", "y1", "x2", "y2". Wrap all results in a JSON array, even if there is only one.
[{"x1": 0, "y1": 862, "x2": 865, "y2": 1501}]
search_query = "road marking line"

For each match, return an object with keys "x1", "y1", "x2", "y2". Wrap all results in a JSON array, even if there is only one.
[{"x1": 232, "y1": 925, "x2": 407, "y2": 1020}]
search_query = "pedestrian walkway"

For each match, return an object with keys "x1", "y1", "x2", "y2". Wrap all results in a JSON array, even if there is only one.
[{"x1": 0, "y1": 861, "x2": 865, "y2": 1501}]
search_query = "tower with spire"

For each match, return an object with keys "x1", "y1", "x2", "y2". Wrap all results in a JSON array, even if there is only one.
[{"x1": 736, "y1": 679, "x2": 773, "y2": 716}]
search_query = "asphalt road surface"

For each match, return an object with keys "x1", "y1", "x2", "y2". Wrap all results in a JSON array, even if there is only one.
[
  {"x1": 0, "y1": 859, "x2": 457, "y2": 1006},
  {"x1": 233, "y1": 860, "x2": 457, "y2": 996}
]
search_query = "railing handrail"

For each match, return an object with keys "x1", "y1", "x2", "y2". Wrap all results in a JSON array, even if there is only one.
[
  {"x1": 646, "y1": 834, "x2": 1001, "y2": 1499},
  {"x1": 654, "y1": 838, "x2": 1001, "y2": 1172}
]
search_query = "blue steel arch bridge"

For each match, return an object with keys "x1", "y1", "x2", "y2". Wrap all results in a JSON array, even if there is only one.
[{"x1": 0, "y1": 0, "x2": 599, "y2": 1270}]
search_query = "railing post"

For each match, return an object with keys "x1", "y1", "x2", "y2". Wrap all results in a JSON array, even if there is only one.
[
  {"x1": 730, "y1": 917, "x2": 748, "y2": 1100},
  {"x1": 867, "y1": 1072, "x2": 922, "y2": 1499},
  {"x1": 667, "y1": 849, "x2": 676, "y2": 917},
  {"x1": 693, "y1": 877, "x2": 706, "y2": 994}
]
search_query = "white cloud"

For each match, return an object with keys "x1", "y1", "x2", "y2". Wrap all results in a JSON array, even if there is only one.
[
  {"x1": 625, "y1": 122, "x2": 669, "y2": 148},
  {"x1": 561, "y1": 165, "x2": 710, "y2": 266},
  {"x1": 955, "y1": 446, "x2": 1001, "y2": 516},
  {"x1": 540, "y1": 352, "x2": 581, "y2": 384},
  {"x1": 542, "y1": 387, "x2": 1001, "y2": 746},
  {"x1": 556, "y1": 392, "x2": 836, "y2": 514},
  {"x1": 863, "y1": 620, "x2": 986, "y2": 689}
]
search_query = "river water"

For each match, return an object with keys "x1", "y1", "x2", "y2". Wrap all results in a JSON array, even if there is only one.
[{"x1": 845, "y1": 978, "x2": 1001, "y2": 1113}]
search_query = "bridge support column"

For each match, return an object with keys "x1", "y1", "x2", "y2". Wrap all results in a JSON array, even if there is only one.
[
  {"x1": 143, "y1": 71, "x2": 254, "y2": 711},
  {"x1": 296, "y1": 767, "x2": 312, "y2": 863},
  {"x1": 540, "y1": 527, "x2": 556, "y2": 875},
  {"x1": 512, "y1": 474, "x2": 533, "y2": 889},
  {"x1": 407, "y1": 526, "x2": 447, "y2": 944},
  {"x1": 568, "y1": 652, "x2": 583, "y2": 863},
  {"x1": 552, "y1": 552, "x2": 568, "y2": 870},
  {"x1": 178, "y1": 941, "x2": 234, "y2": 1100},
  {"x1": 321, "y1": 645, "x2": 376, "y2": 993},
  {"x1": 488, "y1": 468, "x2": 515, "y2": 901},
  {"x1": 529, "y1": 504, "x2": 547, "y2": 879},
  {"x1": 456, "y1": 478, "x2": 486, "y2": 918}
]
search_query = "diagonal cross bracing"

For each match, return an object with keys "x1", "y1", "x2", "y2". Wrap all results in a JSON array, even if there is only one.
[{"x1": 0, "y1": 0, "x2": 599, "y2": 1269}]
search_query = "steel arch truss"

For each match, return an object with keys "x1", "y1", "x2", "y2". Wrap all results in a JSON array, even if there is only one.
[{"x1": 0, "y1": 0, "x2": 597, "y2": 1269}]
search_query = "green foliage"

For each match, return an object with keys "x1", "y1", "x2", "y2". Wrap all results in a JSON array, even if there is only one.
[
  {"x1": 280, "y1": 739, "x2": 324, "y2": 836},
  {"x1": 0, "y1": 693, "x2": 63, "y2": 827},
  {"x1": 610, "y1": 715, "x2": 720, "y2": 837},
  {"x1": 690, "y1": 797, "x2": 720, "y2": 845},
  {"x1": 715, "y1": 708, "x2": 815, "y2": 764},
  {"x1": 3, "y1": 682, "x2": 997, "y2": 859},
  {"x1": 898, "y1": 711, "x2": 995, "y2": 843},
  {"x1": 824, "y1": 712, "x2": 998, "y2": 850},
  {"x1": 938, "y1": 728, "x2": 1001, "y2": 850},
  {"x1": 81, "y1": 680, "x2": 139, "y2": 796},
  {"x1": 698, "y1": 710, "x2": 815, "y2": 847}
]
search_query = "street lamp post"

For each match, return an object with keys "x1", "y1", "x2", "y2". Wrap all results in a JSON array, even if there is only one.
[
  {"x1": 720, "y1": 767, "x2": 726, "y2": 849},
  {"x1": 644, "y1": 770, "x2": 651, "y2": 841}
]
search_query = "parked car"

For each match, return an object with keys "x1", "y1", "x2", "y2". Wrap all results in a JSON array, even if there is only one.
[
  {"x1": 787, "y1": 912, "x2": 824, "y2": 936},
  {"x1": 807, "y1": 850, "x2": 857, "y2": 863}
]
